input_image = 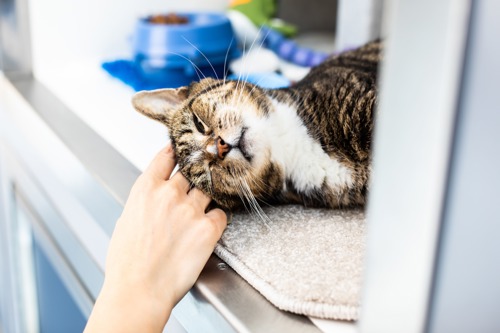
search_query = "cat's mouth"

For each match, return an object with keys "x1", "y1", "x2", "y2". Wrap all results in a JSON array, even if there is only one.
[{"x1": 237, "y1": 127, "x2": 252, "y2": 162}]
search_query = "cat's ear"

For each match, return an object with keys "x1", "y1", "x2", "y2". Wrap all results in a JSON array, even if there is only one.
[{"x1": 132, "y1": 87, "x2": 188, "y2": 124}]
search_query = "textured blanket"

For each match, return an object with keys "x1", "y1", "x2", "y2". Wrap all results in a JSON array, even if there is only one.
[{"x1": 215, "y1": 205, "x2": 365, "y2": 320}]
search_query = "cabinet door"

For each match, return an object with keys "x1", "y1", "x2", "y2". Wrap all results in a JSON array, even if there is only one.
[
  {"x1": 0, "y1": 152, "x2": 95, "y2": 333},
  {"x1": 19, "y1": 196, "x2": 87, "y2": 333}
]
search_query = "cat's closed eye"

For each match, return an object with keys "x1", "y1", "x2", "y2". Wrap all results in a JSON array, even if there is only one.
[{"x1": 193, "y1": 113, "x2": 208, "y2": 134}]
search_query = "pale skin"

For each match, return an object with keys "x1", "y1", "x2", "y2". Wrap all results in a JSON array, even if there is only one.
[{"x1": 84, "y1": 145, "x2": 227, "y2": 333}]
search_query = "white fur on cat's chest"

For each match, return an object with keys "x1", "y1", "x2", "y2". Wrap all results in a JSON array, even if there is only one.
[{"x1": 246, "y1": 99, "x2": 354, "y2": 194}]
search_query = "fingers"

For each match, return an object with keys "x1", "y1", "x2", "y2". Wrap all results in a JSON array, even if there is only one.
[
  {"x1": 144, "y1": 145, "x2": 176, "y2": 181},
  {"x1": 169, "y1": 171, "x2": 190, "y2": 193},
  {"x1": 144, "y1": 146, "x2": 225, "y2": 238},
  {"x1": 205, "y1": 208, "x2": 228, "y2": 237},
  {"x1": 187, "y1": 188, "x2": 211, "y2": 209}
]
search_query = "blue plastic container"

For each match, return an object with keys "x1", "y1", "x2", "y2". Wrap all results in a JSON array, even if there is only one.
[{"x1": 132, "y1": 13, "x2": 239, "y2": 88}]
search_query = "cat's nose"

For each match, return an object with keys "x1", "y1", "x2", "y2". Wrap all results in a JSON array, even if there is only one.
[{"x1": 216, "y1": 136, "x2": 232, "y2": 159}]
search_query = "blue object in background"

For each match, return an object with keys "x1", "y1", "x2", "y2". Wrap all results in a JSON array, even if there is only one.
[
  {"x1": 262, "y1": 27, "x2": 329, "y2": 67},
  {"x1": 103, "y1": 12, "x2": 239, "y2": 91},
  {"x1": 102, "y1": 59, "x2": 227, "y2": 91}
]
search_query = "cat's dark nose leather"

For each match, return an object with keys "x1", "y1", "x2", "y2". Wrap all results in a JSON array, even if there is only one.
[{"x1": 216, "y1": 136, "x2": 231, "y2": 159}]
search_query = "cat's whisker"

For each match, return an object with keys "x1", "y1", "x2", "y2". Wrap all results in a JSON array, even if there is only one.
[
  {"x1": 232, "y1": 25, "x2": 268, "y2": 106},
  {"x1": 239, "y1": 80, "x2": 269, "y2": 108},
  {"x1": 232, "y1": 167, "x2": 271, "y2": 226},
  {"x1": 234, "y1": 80, "x2": 265, "y2": 109},
  {"x1": 241, "y1": 178, "x2": 271, "y2": 227},
  {"x1": 246, "y1": 79, "x2": 266, "y2": 97},
  {"x1": 236, "y1": 25, "x2": 268, "y2": 103},
  {"x1": 222, "y1": 37, "x2": 235, "y2": 85},
  {"x1": 167, "y1": 51, "x2": 207, "y2": 81},
  {"x1": 232, "y1": 172, "x2": 258, "y2": 216},
  {"x1": 238, "y1": 26, "x2": 269, "y2": 106},
  {"x1": 182, "y1": 36, "x2": 220, "y2": 80},
  {"x1": 238, "y1": 179, "x2": 257, "y2": 214},
  {"x1": 232, "y1": 34, "x2": 248, "y2": 105},
  {"x1": 246, "y1": 177, "x2": 275, "y2": 208},
  {"x1": 243, "y1": 27, "x2": 270, "y2": 88},
  {"x1": 234, "y1": 178, "x2": 253, "y2": 215},
  {"x1": 252, "y1": 177, "x2": 273, "y2": 194}
]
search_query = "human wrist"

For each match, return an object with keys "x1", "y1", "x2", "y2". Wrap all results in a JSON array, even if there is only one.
[{"x1": 91, "y1": 279, "x2": 174, "y2": 333}]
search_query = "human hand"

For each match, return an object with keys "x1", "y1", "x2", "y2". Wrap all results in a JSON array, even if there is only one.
[{"x1": 84, "y1": 145, "x2": 227, "y2": 333}]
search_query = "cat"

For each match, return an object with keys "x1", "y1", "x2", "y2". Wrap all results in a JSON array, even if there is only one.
[{"x1": 132, "y1": 40, "x2": 381, "y2": 212}]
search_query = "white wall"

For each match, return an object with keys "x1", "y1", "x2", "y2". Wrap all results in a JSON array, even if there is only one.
[{"x1": 28, "y1": 0, "x2": 229, "y2": 75}]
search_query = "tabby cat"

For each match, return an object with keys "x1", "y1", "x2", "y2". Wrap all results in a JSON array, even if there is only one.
[{"x1": 132, "y1": 40, "x2": 381, "y2": 212}]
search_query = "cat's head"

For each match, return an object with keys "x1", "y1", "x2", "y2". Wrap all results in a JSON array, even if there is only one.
[{"x1": 132, "y1": 78, "x2": 284, "y2": 209}]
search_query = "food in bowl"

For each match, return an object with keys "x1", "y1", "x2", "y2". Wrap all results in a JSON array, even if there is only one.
[{"x1": 147, "y1": 13, "x2": 189, "y2": 25}]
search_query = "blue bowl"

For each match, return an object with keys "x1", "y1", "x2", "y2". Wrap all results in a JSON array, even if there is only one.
[{"x1": 132, "y1": 12, "x2": 239, "y2": 87}]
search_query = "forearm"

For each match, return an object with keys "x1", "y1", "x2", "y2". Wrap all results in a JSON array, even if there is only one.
[
  {"x1": 83, "y1": 146, "x2": 226, "y2": 333},
  {"x1": 84, "y1": 282, "x2": 173, "y2": 333}
]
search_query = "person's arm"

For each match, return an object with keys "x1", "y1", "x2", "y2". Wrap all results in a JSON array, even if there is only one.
[{"x1": 84, "y1": 145, "x2": 227, "y2": 333}]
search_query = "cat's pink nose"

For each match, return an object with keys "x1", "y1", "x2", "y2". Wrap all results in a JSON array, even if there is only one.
[{"x1": 217, "y1": 137, "x2": 231, "y2": 159}]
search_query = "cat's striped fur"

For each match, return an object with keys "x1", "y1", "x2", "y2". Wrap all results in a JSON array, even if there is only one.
[{"x1": 132, "y1": 40, "x2": 381, "y2": 211}]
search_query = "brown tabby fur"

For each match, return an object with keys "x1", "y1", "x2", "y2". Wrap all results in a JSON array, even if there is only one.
[{"x1": 132, "y1": 40, "x2": 382, "y2": 212}]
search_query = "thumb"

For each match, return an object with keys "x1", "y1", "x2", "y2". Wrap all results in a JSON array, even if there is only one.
[{"x1": 205, "y1": 208, "x2": 228, "y2": 240}]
